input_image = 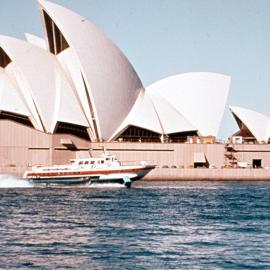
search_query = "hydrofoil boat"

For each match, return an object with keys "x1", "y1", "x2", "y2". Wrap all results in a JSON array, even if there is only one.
[{"x1": 23, "y1": 153, "x2": 155, "y2": 188}]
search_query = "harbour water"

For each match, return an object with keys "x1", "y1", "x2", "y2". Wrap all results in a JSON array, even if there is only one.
[{"x1": 0, "y1": 178, "x2": 270, "y2": 269}]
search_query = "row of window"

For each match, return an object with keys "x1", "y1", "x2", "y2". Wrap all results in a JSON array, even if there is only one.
[{"x1": 78, "y1": 160, "x2": 106, "y2": 165}]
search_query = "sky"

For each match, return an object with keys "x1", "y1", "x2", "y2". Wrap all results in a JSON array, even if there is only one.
[{"x1": 1, "y1": 0, "x2": 270, "y2": 140}]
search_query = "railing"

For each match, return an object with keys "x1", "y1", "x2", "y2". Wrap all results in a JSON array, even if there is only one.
[{"x1": 119, "y1": 160, "x2": 157, "y2": 166}]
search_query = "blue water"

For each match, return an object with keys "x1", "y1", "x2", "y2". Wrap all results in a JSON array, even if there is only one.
[{"x1": 0, "y1": 180, "x2": 270, "y2": 269}]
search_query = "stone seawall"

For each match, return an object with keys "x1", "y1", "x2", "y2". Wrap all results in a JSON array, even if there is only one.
[{"x1": 144, "y1": 168, "x2": 270, "y2": 181}]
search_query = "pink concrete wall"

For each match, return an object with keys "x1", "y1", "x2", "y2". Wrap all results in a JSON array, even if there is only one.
[
  {"x1": 90, "y1": 142, "x2": 226, "y2": 168},
  {"x1": 52, "y1": 134, "x2": 90, "y2": 165},
  {"x1": 0, "y1": 121, "x2": 51, "y2": 176},
  {"x1": 1, "y1": 120, "x2": 270, "y2": 180},
  {"x1": 233, "y1": 144, "x2": 270, "y2": 167}
]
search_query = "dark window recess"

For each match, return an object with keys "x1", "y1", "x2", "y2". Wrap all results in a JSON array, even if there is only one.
[
  {"x1": 0, "y1": 111, "x2": 33, "y2": 127},
  {"x1": 253, "y1": 159, "x2": 262, "y2": 168},
  {"x1": 0, "y1": 47, "x2": 11, "y2": 68},
  {"x1": 43, "y1": 11, "x2": 69, "y2": 55},
  {"x1": 168, "y1": 131, "x2": 198, "y2": 143},
  {"x1": 55, "y1": 122, "x2": 90, "y2": 141},
  {"x1": 194, "y1": 162, "x2": 209, "y2": 168},
  {"x1": 117, "y1": 125, "x2": 160, "y2": 142}
]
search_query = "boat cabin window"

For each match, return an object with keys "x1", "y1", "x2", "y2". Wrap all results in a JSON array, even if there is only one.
[
  {"x1": 84, "y1": 161, "x2": 89, "y2": 165},
  {"x1": 79, "y1": 161, "x2": 83, "y2": 165},
  {"x1": 90, "y1": 161, "x2": 95, "y2": 164},
  {"x1": 101, "y1": 160, "x2": 104, "y2": 164},
  {"x1": 70, "y1": 160, "x2": 75, "y2": 164}
]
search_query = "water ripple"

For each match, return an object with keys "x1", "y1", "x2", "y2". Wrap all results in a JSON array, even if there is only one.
[{"x1": 0, "y1": 181, "x2": 270, "y2": 269}]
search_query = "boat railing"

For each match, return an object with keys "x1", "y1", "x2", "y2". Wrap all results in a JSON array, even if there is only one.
[
  {"x1": 119, "y1": 160, "x2": 157, "y2": 166},
  {"x1": 32, "y1": 165, "x2": 71, "y2": 171}
]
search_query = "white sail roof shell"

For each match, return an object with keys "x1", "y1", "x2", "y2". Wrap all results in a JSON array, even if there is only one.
[
  {"x1": 25, "y1": 33, "x2": 46, "y2": 50},
  {"x1": 0, "y1": 35, "x2": 88, "y2": 133},
  {"x1": 147, "y1": 90, "x2": 197, "y2": 134},
  {"x1": 0, "y1": 2, "x2": 232, "y2": 142},
  {"x1": 110, "y1": 87, "x2": 199, "y2": 141},
  {"x1": 56, "y1": 48, "x2": 96, "y2": 140},
  {"x1": 112, "y1": 91, "x2": 163, "y2": 138},
  {"x1": 230, "y1": 106, "x2": 270, "y2": 143},
  {"x1": 0, "y1": 67, "x2": 30, "y2": 117},
  {"x1": 146, "y1": 72, "x2": 231, "y2": 137},
  {"x1": 39, "y1": 0, "x2": 144, "y2": 141},
  {"x1": 111, "y1": 72, "x2": 229, "y2": 140}
]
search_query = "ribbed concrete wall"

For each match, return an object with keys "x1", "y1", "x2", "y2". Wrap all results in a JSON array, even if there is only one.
[
  {"x1": 2, "y1": 121, "x2": 270, "y2": 180},
  {"x1": 90, "y1": 142, "x2": 226, "y2": 168},
  {"x1": 233, "y1": 144, "x2": 270, "y2": 167},
  {"x1": 0, "y1": 121, "x2": 51, "y2": 175},
  {"x1": 52, "y1": 134, "x2": 90, "y2": 165}
]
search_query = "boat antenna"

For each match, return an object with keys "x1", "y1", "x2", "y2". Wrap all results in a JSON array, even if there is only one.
[
  {"x1": 103, "y1": 146, "x2": 108, "y2": 155},
  {"x1": 88, "y1": 148, "x2": 93, "y2": 157}
]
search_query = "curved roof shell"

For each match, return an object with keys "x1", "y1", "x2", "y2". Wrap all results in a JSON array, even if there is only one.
[
  {"x1": 111, "y1": 72, "x2": 229, "y2": 140},
  {"x1": 0, "y1": 67, "x2": 30, "y2": 117},
  {"x1": 0, "y1": 2, "x2": 232, "y2": 142},
  {"x1": 39, "y1": 0, "x2": 144, "y2": 141},
  {"x1": 25, "y1": 33, "x2": 46, "y2": 50},
  {"x1": 147, "y1": 90, "x2": 197, "y2": 134},
  {"x1": 146, "y1": 72, "x2": 231, "y2": 137},
  {"x1": 0, "y1": 35, "x2": 88, "y2": 133},
  {"x1": 111, "y1": 91, "x2": 163, "y2": 139},
  {"x1": 56, "y1": 48, "x2": 97, "y2": 140},
  {"x1": 111, "y1": 89, "x2": 197, "y2": 140},
  {"x1": 230, "y1": 106, "x2": 270, "y2": 143}
]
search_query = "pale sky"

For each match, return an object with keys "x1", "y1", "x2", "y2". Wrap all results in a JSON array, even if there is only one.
[{"x1": 1, "y1": 0, "x2": 270, "y2": 139}]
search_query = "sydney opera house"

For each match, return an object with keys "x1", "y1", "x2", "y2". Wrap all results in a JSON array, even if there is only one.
[{"x1": 1, "y1": 0, "x2": 270, "y2": 179}]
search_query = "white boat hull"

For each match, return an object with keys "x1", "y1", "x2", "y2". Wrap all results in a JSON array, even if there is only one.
[{"x1": 24, "y1": 165, "x2": 155, "y2": 188}]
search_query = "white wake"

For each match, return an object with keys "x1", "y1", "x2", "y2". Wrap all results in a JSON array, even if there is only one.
[
  {"x1": 0, "y1": 175, "x2": 33, "y2": 188},
  {"x1": 87, "y1": 183, "x2": 125, "y2": 188}
]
